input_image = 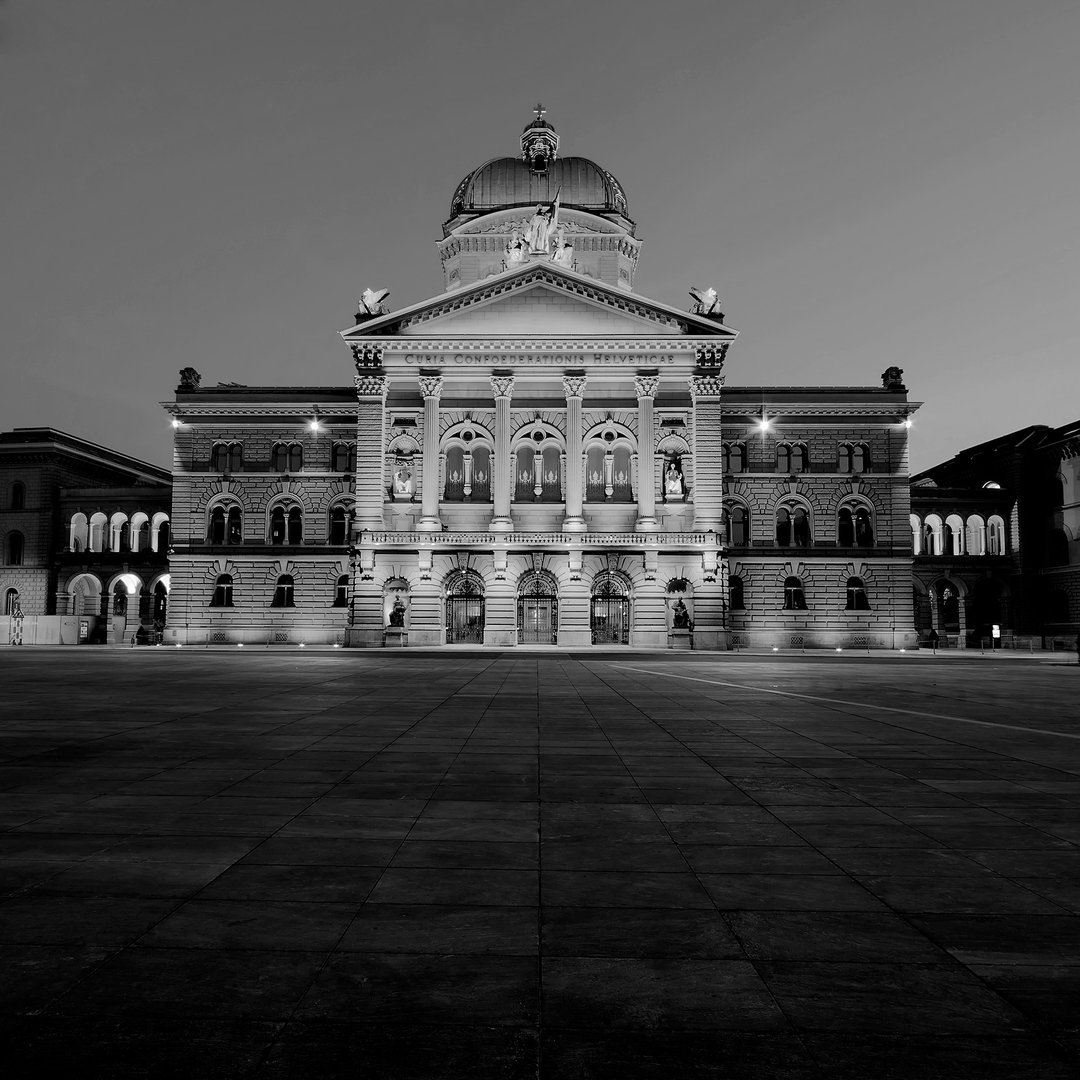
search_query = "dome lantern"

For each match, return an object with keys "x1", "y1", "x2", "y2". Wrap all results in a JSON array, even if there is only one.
[{"x1": 521, "y1": 103, "x2": 559, "y2": 173}]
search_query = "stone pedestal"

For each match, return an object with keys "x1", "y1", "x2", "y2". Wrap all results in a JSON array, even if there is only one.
[
  {"x1": 669, "y1": 629, "x2": 693, "y2": 651},
  {"x1": 344, "y1": 627, "x2": 385, "y2": 648},
  {"x1": 383, "y1": 628, "x2": 408, "y2": 647}
]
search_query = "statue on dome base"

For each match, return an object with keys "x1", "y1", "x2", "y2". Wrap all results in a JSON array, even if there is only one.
[
  {"x1": 549, "y1": 228, "x2": 574, "y2": 268},
  {"x1": 525, "y1": 190, "x2": 560, "y2": 253}
]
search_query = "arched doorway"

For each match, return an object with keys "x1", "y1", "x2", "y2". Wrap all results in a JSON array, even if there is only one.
[
  {"x1": 446, "y1": 570, "x2": 485, "y2": 644},
  {"x1": 517, "y1": 570, "x2": 558, "y2": 645},
  {"x1": 591, "y1": 571, "x2": 631, "y2": 645}
]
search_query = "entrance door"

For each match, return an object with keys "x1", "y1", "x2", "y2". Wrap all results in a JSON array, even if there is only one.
[
  {"x1": 591, "y1": 595, "x2": 630, "y2": 644},
  {"x1": 446, "y1": 596, "x2": 485, "y2": 643},
  {"x1": 518, "y1": 596, "x2": 557, "y2": 644}
]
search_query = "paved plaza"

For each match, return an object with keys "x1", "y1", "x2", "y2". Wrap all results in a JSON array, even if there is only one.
[{"x1": 1, "y1": 647, "x2": 1079, "y2": 1078}]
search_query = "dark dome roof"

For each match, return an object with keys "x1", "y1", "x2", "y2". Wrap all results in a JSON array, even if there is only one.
[{"x1": 449, "y1": 156, "x2": 629, "y2": 220}]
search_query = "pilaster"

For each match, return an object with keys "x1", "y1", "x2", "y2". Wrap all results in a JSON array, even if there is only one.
[
  {"x1": 490, "y1": 375, "x2": 515, "y2": 533},
  {"x1": 353, "y1": 374, "x2": 389, "y2": 532},
  {"x1": 634, "y1": 374, "x2": 659, "y2": 532},
  {"x1": 689, "y1": 373, "x2": 725, "y2": 532},
  {"x1": 563, "y1": 374, "x2": 587, "y2": 533},
  {"x1": 417, "y1": 374, "x2": 444, "y2": 533}
]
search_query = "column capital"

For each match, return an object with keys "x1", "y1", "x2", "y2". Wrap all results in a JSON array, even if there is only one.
[
  {"x1": 354, "y1": 374, "x2": 389, "y2": 398},
  {"x1": 689, "y1": 374, "x2": 725, "y2": 399},
  {"x1": 634, "y1": 374, "x2": 660, "y2": 400},
  {"x1": 490, "y1": 374, "x2": 515, "y2": 400},
  {"x1": 562, "y1": 374, "x2": 587, "y2": 399},
  {"x1": 418, "y1": 374, "x2": 443, "y2": 400}
]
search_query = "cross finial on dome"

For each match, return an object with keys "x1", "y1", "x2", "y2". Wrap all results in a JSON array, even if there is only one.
[{"x1": 521, "y1": 105, "x2": 558, "y2": 171}]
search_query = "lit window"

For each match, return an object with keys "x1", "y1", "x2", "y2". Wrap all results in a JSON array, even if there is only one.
[
  {"x1": 271, "y1": 574, "x2": 295, "y2": 608},
  {"x1": 783, "y1": 576, "x2": 807, "y2": 610},
  {"x1": 210, "y1": 574, "x2": 233, "y2": 607},
  {"x1": 334, "y1": 575, "x2": 349, "y2": 607},
  {"x1": 846, "y1": 577, "x2": 870, "y2": 610},
  {"x1": 5, "y1": 587, "x2": 20, "y2": 615},
  {"x1": 729, "y1": 575, "x2": 745, "y2": 610}
]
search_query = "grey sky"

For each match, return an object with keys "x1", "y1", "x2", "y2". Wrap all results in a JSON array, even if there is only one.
[{"x1": 2, "y1": 0, "x2": 1078, "y2": 473}]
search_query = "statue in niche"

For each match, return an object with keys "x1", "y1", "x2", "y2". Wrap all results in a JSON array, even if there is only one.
[
  {"x1": 393, "y1": 466, "x2": 415, "y2": 499},
  {"x1": 505, "y1": 228, "x2": 528, "y2": 264},
  {"x1": 550, "y1": 228, "x2": 574, "y2": 267},
  {"x1": 388, "y1": 596, "x2": 406, "y2": 627},
  {"x1": 664, "y1": 457, "x2": 686, "y2": 498},
  {"x1": 672, "y1": 599, "x2": 693, "y2": 631}
]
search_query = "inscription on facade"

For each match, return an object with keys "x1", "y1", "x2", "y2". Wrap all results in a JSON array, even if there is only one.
[{"x1": 402, "y1": 354, "x2": 677, "y2": 367}]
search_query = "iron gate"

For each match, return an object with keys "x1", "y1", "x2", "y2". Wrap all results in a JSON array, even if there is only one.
[
  {"x1": 518, "y1": 596, "x2": 557, "y2": 644},
  {"x1": 446, "y1": 596, "x2": 485, "y2": 644},
  {"x1": 591, "y1": 595, "x2": 630, "y2": 644}
]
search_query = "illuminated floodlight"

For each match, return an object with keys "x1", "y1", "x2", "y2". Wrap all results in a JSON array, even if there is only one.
[
  {"x1": 237, "y1": 642, "x2": 244, "y2": 648},
  {"x1": 299, "y1": 642, "x2": 306, "y2": 648},
  {"x1": 309, "y1": 419, "x2": 320, "y2": 432},
  {"x1": 836, "y1": 647, "x2": 843, "y2": 652},
  {"x1": 772, "y1": 646, "x2": 779, "y2": 652},
  {"x1": 170, "y1": 418, "x2": 181, "y2": 429}
]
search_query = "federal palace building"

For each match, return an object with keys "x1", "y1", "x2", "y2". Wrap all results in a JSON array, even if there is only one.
[{"x1": 159, "y1": 111, "x2": 920, "y2": 651}]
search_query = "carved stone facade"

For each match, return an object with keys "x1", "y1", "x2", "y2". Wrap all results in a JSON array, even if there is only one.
[{"x1": 163, "y1": 113, "x2": 920, "y2": 649}]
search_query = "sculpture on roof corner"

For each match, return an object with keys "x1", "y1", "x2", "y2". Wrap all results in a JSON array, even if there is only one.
[
  {"x1": 881, "y1": 366, "x2": 906, "y2": 391},
  {"x1": 356, "y1": 288, "x2": 391, "y2": 320},
  {"x1": 178, "y1": 367, "x2": 201, "y2": 390},
  {"x1": 689, "y1": 287, "x2": 724, "y2": 319}
]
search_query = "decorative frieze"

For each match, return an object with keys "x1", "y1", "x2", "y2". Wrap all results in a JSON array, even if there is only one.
[{"x1": 351, "y1": 344, "x2": 384, "y2": 369}]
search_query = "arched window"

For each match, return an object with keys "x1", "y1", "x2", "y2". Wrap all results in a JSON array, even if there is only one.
[
  {"x1": 152, "y1": 516, "x2": 170, "y2": 552},
  {"x1": 334, "y1": 574, "x2": 349, "y2": 607},
  {"x1": 729, "y1": 575, "x2": 745, "y2": 610},
  {"x1": 5, "y1": 531, "x2": 24, "y2": 565},
  {"x1": 210, "y1": 574, "x2": 233, "y2": 607},
  {"x1": 987, "y1": 515, "x2": 1006, "y2": 555},
  {"x1": 328, "y1": 504, "x2": 349, "y2": 545},
  {"x1": 777, "y1": 444, "x2": 792, "y2": 473},
  {"x1": 271, "y1": 574, "x2": 295, "y2": 608},
  {"x1": 791, "y1": 444, "x2": 807, "y2": 473},
  {"x1": 112, "y1": 582, "x2": 128, "y2": 617},
  {"x1": 855, "y1": 507, "x2": 873, "y2": 547},
  {"x1": 227, "y1": 443, "x2": 243, "y2": 472},
  {"x1": 271, "y1": 444, "x2": 288, "y2": 472},
  {"x1": 288, "y1": 444, "x2": 303, "y2": 472},
  {"x1": 153, "y1": 580, "x2": 168, "y2": 623},
  {"x1": 585, "y1": 446, "x2": 606, "y2": 502},
  {"x1": 846, "y1": 576, "x2": 870, "y2": 610},
  {"x1": 471, "y1": 446, "x2": 491, "y2": 502},
  {"x1": 838, "y1": 444, "x2": 853, "y2": 473},
  {"x1": 332, "y1": 442, "x2": 356, "y2": 473},
  {"x1": 723, "y1": 442, "x2": 745, "y2": 474},
  {"x1": 515, "y1": 446, "x2": 536, "y2": 501},
  {"x1": 5, "y1": 587, "x2": 20, "y2": 615},
  {"x1": 726, "y1": 504, "x2": 749, "y2": 546},
  {"x1": 109, "y1": 513, "x2": 128, "y2": 553},
  {"x1": 541, "y1": 446, "x2": 562, "y2": 501},
  {"x1": 70, "y1": 512, "x2": 88, "y2": 552},
  {"x1": 270, "y1": 506, "x2": 286, "y2": 545},
  {"x1": 11, "y1": 482, "x2": 25, "y2": 511},
  {"x1": 445, "y1": 445, "x2": 466, "y2": 501},
  {"x1": 208, "y1": 506, "x2": 226, "y2": 545},
  {"x1": 945, "y1": 515, "x2": 964, "y2": 556},
  {"x1": 129, "y1": 514, "x2": 150, "y2": 553},
  {"x1": 965, "y1": 515, "x2": 986, "y2": 556},
  {"x1": 923, "y1": 515, "x2": 944, "y2": 556},
  {"x1": 89, "y1": 512, "x2": 107, "y2": 552},
  {"x1": 783, "y1": 576, "x2": 807, "y2": 610},
  {"x1": 287, "y1": 507, "x2": 302, "y2": 544},
  {"x1": 838, "y1": 507, "x2": 854, "y2": 547},
  {"x1": 210, "y1": 443, "x2": 227, "y2": 471},
  {"x1": 851, "y1": 444, "x2": 869, "y2": 473},
  {"x1": 611, "y1": 446, "x2": 632, "y2": 502},
  {"x1": 910, "y1": 514, "x2": 921, "y2": 554},
  {"x1": 777, "y1": 506, "x2": 811, "y2": 546},
  {"x1": 227, "y1": 506, "x2": 242, "y2": 544}
]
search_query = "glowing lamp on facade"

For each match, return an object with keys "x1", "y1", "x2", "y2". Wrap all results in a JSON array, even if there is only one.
[{"x1": 171, "y1": 418, "x2": 182, "y2": 429}]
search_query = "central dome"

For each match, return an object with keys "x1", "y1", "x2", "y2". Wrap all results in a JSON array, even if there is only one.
[{"x1": 449, "y1": 156, "x2": 630, "y2": 220}]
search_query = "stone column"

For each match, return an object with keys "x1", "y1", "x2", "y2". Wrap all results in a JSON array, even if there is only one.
[
  {"x1": 490, "y1": 374, "x2": 515, "y2": 533},
  {"x1": 353, "y1": 374, "x2": 389, "y2": 531},
  {"x1": 417, "y1": 374, "x2": 443, "y2": 533},
  {"x1": 635, "y1": 374, "x2": 659, "y2": 532},
  {"x1": 562, "y1": 374, "x2": 587, "y2": 533},
  {"x1": 689, "y1": 373, "x2": 725, "y2": 532}
]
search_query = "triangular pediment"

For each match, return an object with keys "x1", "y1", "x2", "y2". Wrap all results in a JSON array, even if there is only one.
[{"x1": 341, "y1": 263, "x2": 737, "y2": 341}]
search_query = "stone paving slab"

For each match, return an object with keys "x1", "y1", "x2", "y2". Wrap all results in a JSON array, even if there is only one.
[{"x1": 1, "y1": 648, "x2": 1078, "y2": 1077}]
